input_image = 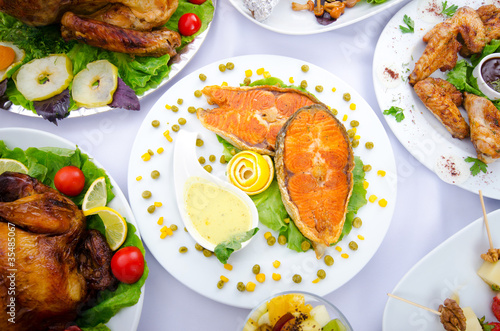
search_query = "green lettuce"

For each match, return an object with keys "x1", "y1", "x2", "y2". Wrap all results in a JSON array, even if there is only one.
[
  {"x1": 214, "y1": 228, "x2": 259, "y2": 264},
  {"x1": 0, "y1": 142, "x2": 147, "y2": 330}
]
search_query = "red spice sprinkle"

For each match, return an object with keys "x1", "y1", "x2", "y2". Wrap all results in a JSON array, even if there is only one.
[
  {"x1": 425, "y1": 0, "x2": 442, "y2": 17},
  {"x1": 384, "y1": 67, "x2": 399, "y2": 80},
  {"x1": 442, "y1": 156, "x2": 460, "y2": 177}
]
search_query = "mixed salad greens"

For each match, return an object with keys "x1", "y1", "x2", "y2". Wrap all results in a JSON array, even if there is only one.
[{"x1": 0, "y1": 141, "x2": 148, "y2": 331}]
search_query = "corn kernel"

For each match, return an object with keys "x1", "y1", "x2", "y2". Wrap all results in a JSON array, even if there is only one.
[
  {"x1": 369, "y1": 195, "x2": 378, "y2": 203},
  {"x1": 256, "y1": 273, "x2": 266, "y2": 283},
  {"x1": 342, "y1": 114, "x2": 348, "y2": 121},
  {"x1": 350, "y1": 103, "x2": 356, "y2": 110},
  {"x1": 335, "y1": 246, "x2": 342, "y2": 252},
  {"x1": 358, "y1": 234, "x2": 365, "y2": 240},
  {"x1": 377, "y1": 170, "x2": 386, "y2": 177},
  {"x1": 264, "y1": 231, "x2": 272, "y2": 240},
  {"x1": 379, "y1": 199, "x2": 388, "y2": 207},
  {"x1": 163, "y1": 130, "x2": 173, "y2": 142},
  {"x1": 354, "y1": 135, "x2": 361, "y2": 140},
  {"x1": 246, "y1": 281, "x2": 256, "y2": 292},
  {"x1": 157, "y1": 147, "x2": 164, "y2": 154},
  {"x1": 263, "y1": 71, "x2": 271, "y2": 78},
  {"x1": 165, "y1": 104, "x2": 172, "y2": 110},
  {"x1": 341, "y1": 253, "x2": 349, "y2": 258},
  {"x1": 220, "y1": 275, "x2": 229, "y2": 283},
  {"x1": 165, "y1": 228, "x2": 173, "y2": 236},
  {"x1": 363, "y1": 181, "x2": 369, "y2": 189},
  {"x1": 160, "y1": 225, "x2": 169, "y2": 232},
  {"x1": 136, "y1": 176, "x2": 142, "y2": 181},
  {"x1": 273, "y1": 260, "x2": 280, "y2": 268},
  {"x1": 154, "y1": 201, "x2": 162, "y2": 207},
  {"x1": 289, "y1": 77, "x2": 294, "y2": 84},
  {"x1": 160, "y1": 232, "x2": 168, "y2": 239},
  {"x1": 224, "y1": 264, "x2": 233, "y2": 271},
  {"x1": 141, "y1": 153, "x2": 151, "y2": 161},
  {"x1": 272, "y1": 273, "x2": 281, "y2": 281},
  {"x1": 245, "y1": 69, "x2": 252, "y2": 77},
  {"x1": 284, "y1": 218, "x2": 290, "y2": 224},
  {"x1": 312, "y1": 278, "x2": 320, "y2": 284},
  {"x1": 331, "y1": 87, "x2": 336, "y2": 92},
  {"x1": 221, "y1": 81, "x2": 228, "y2": 87},
  {"x1": 256, "y1": 68, "x2": 265, "y2": 75},
  {"x1": 157, "y1": 217, "x2": 164, "y2": 225}
]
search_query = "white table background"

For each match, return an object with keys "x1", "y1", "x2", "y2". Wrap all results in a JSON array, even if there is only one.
[{"x1": 2, "y1": 0, "x2": 500, "y2": 329}]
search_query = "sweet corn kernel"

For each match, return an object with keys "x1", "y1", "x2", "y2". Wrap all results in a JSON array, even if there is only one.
[
  {"x1": 157, "y1": 217, "x2": 164, "y2": 225},
  {"x1": 273, "y1": 260, "x2": 280, "y2": 268},
  {"x1": 264, "y1": 232, "x2": 272, "y2": 240},
  {"x1": 256, "y1": 273, "x2": 265, "y2": 283},
  {"x1": 221, "y1": 81, "x2": 228, "y2": 87},
  {"x1": 136, "y1": 176, "x2": 142, "y2": 181},
  {"x1": 331, "y1": 87, "x2": 337, "y2": 92},
  {"x1": 160, "y1": 232, "x2": 168, "y2": 239},
  {"x1": 341, "y1": 253, "x2": 349, "y2": 259},
  {"x1": 350, "y1": 103, "x2": 356, "y2": 110},
  {"x1": 354, "y1": 135, "x2": 361, "y2": 140},
  {"x1": 377, "y1": 170, "x2": 386, "y2": 177},
  {"x1": 289, "y1": 77, "x2": 294, "y2": 84},
  {"x1": 256, "y1": 68, "x2": 265, "y2": 75},
  {"x1": 284, "y1": 218, "x2": 290, "y2": 224},
  {"x1": 272, "y1": 273, "x2": 281, "y2": 281},
  {"x1": 141, "y1": 153, "x2": 151, "y2": 161},
  {"x1": 363, "y1": 181, "x2": 369, "y2": 189},
  {"x1": 165, "y1": 104, "x2": 172, "y2": 110},
  {"x1": 224, "y1": 264, "x2": 233, "y2": 271},
  {"x1": 220, "y1": 275, "x2": 229, "y2": 283},
  {"x1": 165, "y1": 228, "x2": 173, "y2": 236},
  {"x1": 312, "y1": 278, "x2": 320, "y2": 284},
  {"x1": 163, "y1": 130, "x2": 173, "y2": 142},
  {"x1": 160, "y1": 226, "x2": 169, "y2": 232},
  {"x1": 154, "y1": 201, "x2": 162, "y2": 207},
  {"x1": 263, "y1": 71, "x2": 271, "y2": 78},
  {"x1": 157, "y1": 147, "x2": 164, "y2": 154},
  {"x1": 245, "y1": 69, "x2": 252, "y2": 77},
  {"x1": 379, "y1": 199, "x2": 388, "y2": 207},
  {"x1": 342, "y1": 114, "x2": 348, "y2": 121},
  {"x1": 335, "y1": 246, "x2": 342, "y2": 252},
  {"x1": 369, "y1": 195, "x2": 378, "y2": 203},
  {"x1": 358, "y1": 234, "x2": 365, "y2": 240},
  {"x1": 246, "y1": 282, "x2": 256, "y2": 292}
]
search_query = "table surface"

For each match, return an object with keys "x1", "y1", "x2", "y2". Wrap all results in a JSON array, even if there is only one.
[{"x1": 2, "y1": 1, "x2": 500, "y2": 330}]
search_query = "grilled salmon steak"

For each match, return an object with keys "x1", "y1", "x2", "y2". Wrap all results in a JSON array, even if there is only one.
[
  {"x1": 275, "y1": 104, "x2": 354, "y2": 258},
  {"x1": 197, "y1": 85, "x2": 323, "y2": 155}
]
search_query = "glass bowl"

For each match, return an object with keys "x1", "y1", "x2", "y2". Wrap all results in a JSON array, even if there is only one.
[{"x1": 241, "y1": 291, "x2": 352, "y2": 331}]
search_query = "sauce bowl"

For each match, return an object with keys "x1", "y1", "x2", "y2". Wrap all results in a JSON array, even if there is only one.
[{"x1": 472, "y1": 53, "x2": 500, "y2": 101}]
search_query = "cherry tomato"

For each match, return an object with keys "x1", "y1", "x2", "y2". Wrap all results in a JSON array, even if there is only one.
[
  {"x1": 493, "y1": 294, "x2": 500, "y2": 322},
  {"x1": 54, "y1": 166, "x2": 85, "y2": 196},
  {"x1": 178, "y1": 13, "x2": 201, "y2": 36},
  {"x1": 189, "y1": 0, "x2": 207, "y2": 4},
  {"x1": 111, "y1": 246, "x2": 145, "y2": 284}
]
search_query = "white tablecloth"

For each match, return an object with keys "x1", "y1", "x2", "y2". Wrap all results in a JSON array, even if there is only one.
[{"x1": 2, "y1": 0, "x2": 500, "y2": 329}]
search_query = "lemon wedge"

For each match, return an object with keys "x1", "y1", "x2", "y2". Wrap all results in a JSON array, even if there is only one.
[
  {"x1": 0, "y1": 158, "x2": 29, "y2": 175},
  {"x1": 227, "y1": 151, "x2": 274, "y2": 195},
  {"x1": 82, "y1": 177, "x2": 107, "y2": 211},
  {"x1": 84, "y1": 206, "x2": 127, "y2": 251},
  {"x1": 0, "y1": 42, "x2": 25, "y2": 81}
]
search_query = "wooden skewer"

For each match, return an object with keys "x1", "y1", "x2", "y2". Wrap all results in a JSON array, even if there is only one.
[
  {"x1": 479, "y1": 190, "x2": 494, "y2": 251},
  {"x1": 387, "y1": 293, "x2": 441, "y2": 315}
]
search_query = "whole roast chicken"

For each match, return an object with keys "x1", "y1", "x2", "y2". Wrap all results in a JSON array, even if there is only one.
[
  {"x1": 0, "y1": 172, "x2": 116, "y2": 331},
  {"x1": 0, "y1": 0, "x2": 181, "y2": 57}
]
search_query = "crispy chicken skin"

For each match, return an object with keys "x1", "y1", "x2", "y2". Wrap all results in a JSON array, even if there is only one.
[
  {"x1": 414, "y1": 77, "x2": 469, "y2": 139},
  {"x1": 409, "y1": 7, "x2": 486, "y2": 85},
  {"x1": 0, "y1": 172, "x2": 116, "y2": 331},
  {"x1": 463, "y1": 92, "x2": 500, "y2": 163},
  {"x1": 477, "y1": 5, "x2": 500, "y2": 44}
]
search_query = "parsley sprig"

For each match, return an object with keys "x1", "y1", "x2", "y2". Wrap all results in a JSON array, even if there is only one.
[
  {"x1": 440, "y1": 1, "x2": 458, "y2": 18},
  {"x1": 465, "y1": 157, "x2": 488, "y2": 176},
  {"x1": 383, "y1": 106, "x2": 405, "y2": 122},
  {"x1": 399, "y1": 15, "x2": 414, "y2": 34}
]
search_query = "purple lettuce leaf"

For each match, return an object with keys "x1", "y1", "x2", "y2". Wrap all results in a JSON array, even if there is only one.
[
  {"x1": 0, "y1": 79, "x2": 12, "y2": 110},
  {"x1": 109, "y1": 78, "x2": 140, "y2": 111},
  {"x1": 33, "y1": 89, "x2": 70, "y2": 125}
]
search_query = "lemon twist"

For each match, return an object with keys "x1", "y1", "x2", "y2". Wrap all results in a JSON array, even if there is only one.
[{"x1": 227, "y1": 151, "x2": 274, "y2": 195}]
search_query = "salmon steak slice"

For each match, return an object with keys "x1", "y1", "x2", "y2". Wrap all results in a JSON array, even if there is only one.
[
  {"x1": 275, "y1": 104, "x2": 354, "y2": 258},
  {"x1": 197, "y1": 85, "x2": 323, "y2": 155}
]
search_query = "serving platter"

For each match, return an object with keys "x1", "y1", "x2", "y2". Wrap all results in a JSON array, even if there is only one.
[
  {"x1": 383, "y1": 209, "x2": 500, "y2": 330},
  {"x1": 127, "y1": 54, "x2": 397, "y2": 308},
  {"x1": 372, "y1": 0, "x2": 500, "y2": 199},
  {"x1": 228, "y1": 0, "x2": 405, "y2": 35},
  {"x1": 0, "y1": 127, "x2": 145, "y2": 330},
  {"x1": 3, "y1": 0, "x2": 216, "y2": 119}
]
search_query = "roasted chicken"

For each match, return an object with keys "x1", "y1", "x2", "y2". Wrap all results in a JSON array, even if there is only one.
[
  {"x1": 414, "y1": 77, "x2": 469, "y2": 139},
  {"x1": 477, "y1": 5, "x2": 500, "y2": 45},
  {"x1": 0, "y1": 0, "x2": 181, "y2": 56},
  {"x1": 463, "y1": 92, "x2": 500, "y2": 164},
  {"x1": 0, "y1": 172, "x2": 116, "y2": 331}
]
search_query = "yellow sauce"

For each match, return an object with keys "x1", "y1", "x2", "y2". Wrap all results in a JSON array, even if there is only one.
[{"x1": 185, "y1": 177, "x2": 252, "y2": 245}]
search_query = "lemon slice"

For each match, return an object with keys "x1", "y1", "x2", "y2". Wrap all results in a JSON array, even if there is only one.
[
  {"x1": 82, "y1": 177, "x2": 107, "y2": 211},
  {"x1": 84, "y1": 206, "x2": 127, "y2": 251},
  {"x1": 227, "y1": 151, "x2": 274, "y2": 195},
  {"x1": 0, "y1": 158, "x2": 29, "y2": 175}
]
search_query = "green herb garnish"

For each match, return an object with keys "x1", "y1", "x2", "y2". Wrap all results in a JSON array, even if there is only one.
[
  {"x1": 465, "y1": 156, "x2": 488, "y2": 176},
  {"x1": 214, "y1": 228, "x2": 259, "y2": 264},
  {"x1": 399, "y1": 15, "x2": 414, "y2": 34},
  {"x1": 440, "y1": 1, "x2": 458, "y2": 17},
  {"x1": 383, "y1": 106, "x2": 405, "y2": 122}
]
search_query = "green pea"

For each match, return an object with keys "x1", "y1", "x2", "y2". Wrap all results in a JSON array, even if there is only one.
[
  {"x1": 252, "y1": 264, "x2": 260, "y2": 275},
  {"x1": 317, "y1": 269, "x2": 326, "y2": 279},
  {"x1": 315, "y1": 85, "x2": 323, "y2": 93},
  {"x1": 147, "y1": 205, "x2": 155, "y2": 213},
  {"x1": 292, "y1": 274, "x2": 302, "y2": 283},
  {"x1": 196, "y1": 139, "x2": 204, "y2": 147},
  {"x1": 198, "y1": 157, "x2": 206, "y2": 164},
  {"x1": 363, "y1": 164, "x2": 372, "y2": 172},
  {"x1": 151, "y1": 170, "x2": 160, "y2": 179},
  {"x1": 365, "y1": 142, "x2": 374, "y2": 149},
  {"x1": 188, "y1": 106, "x2": 197, "y2": 114},
  {"x1": 244, "y1": 77, "x2": 251, "y2": 85},
  {"x1": 301, "y1": 64, "x2": 309, "y2": 72},
  {"x1": 170, "y1": 224, "x2": 178, "y2": 231},
  {"x1": 347, "y1": 129, "x2": 356, "y2": 139},
  {"x1": 343, "y1": 93, "x2": 351, "y2": 101},
  {"x1": 300, "y1": 80, "x2": 308, "y2": 89},
  {"x1": 331, "y1": 108, "x2": 338, "y2": 116},
  {"x1": 203, "y1": 249, "x2": 213, "y2": 257},
  {"x1": 217, "y1": 280, "x2": 224, "y2": 289},
  {"x1": 352, "y1": 139, "x2": 359, "y2": 148},
  {"x1": 179, "y1": 246, "x2": 188, "y2": 253},
  {"x1": 226, "y1": 62, "x2": 235, "y2": 70},
  {"x1": 220, "y1": 155, "x2": 227, "y2": 164},
  {"x1": 151, "y1": 120, "x2": 160, "y2": 127},
  {"x1": 171, "y1": 105, "x2": 179, "y2": 113},
  {"x1": 349, "y1": 241, "x2": 358, "y2": 251},
  {"x1": 142, "y1": 191, "x2": 151, "y2": 199},
  {"x1": 237, "y1": 282, "x2": 246, "y2": 292},
  {"x1": 267, "y1": 236, "x2": 276, "y2": 246},
  {"x1": 219, "y1": 64, "x2": 226, "y2": 72},
  {"x1": 350, "y1": 120, "x2": 359, "y2": 127},
  {"x1": 195, "y1": 243, "x2": 203, "y2": 251},
  {"x1": 324, "y1": 255, "x2": 334, "y2": 266},
  {"x1": 230, "y1": 149, "x2": 236, "y2": 155},
  {"x1": 209, "y1": 155, "x2": 216, "y2": 162},
  {"x1": 194, "y1": 90, "x2": 202, "y2": 97},
  {"x1": 178, "y1": 118, "x2": 187, "y2": 125},
  {"x1": 353, "y1": 217, "x2": 362, "y2": 228},
  {"x1": 172, "y1": 124, "x2": 180, "y2": 132},
  {"x1": 278, "y1": 235, "x2": 287, "y2": 245},
  {"x1": 199, "y1": 73, "x2": 207, "y2": 81},
  {"x1": 184, "y1": 227, "x2": 188, "y2": 232},
  {"x1": 177, "y1": 98, "x2": 183, "y2": 105},
  {"x1": 301, "y1": 241, "x2": 311, "y2": 251},
  {"x1": 148, "y1": 149, "x2": 154, "y2": 155},
  {"x1": 204, "y1": 165, "x2": 213, "y2": 173}
]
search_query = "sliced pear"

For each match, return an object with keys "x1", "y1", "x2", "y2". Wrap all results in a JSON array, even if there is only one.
[
  {"x1": 14, "y1": 54, "x2": 72, "y2": 101},
  {"x1": 462, "y1": 307, "x2": 482, "y2": 331},
  {"x1": 0, "y1": 42, "x2": 25, "y2": 81},
  {"x1": 72, "y1": 60, "x2": 118, "y2": 108}
]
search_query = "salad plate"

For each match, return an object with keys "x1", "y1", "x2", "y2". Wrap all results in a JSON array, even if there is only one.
[
  {"x1": 372, "y1": 0, "x2": 500, "y2": 199},
  {"x1": 0, "y1": 127, "x2": 145, "y2": 330},
  {"x1": 127, "y1": 54, "x2": 397, "y2": 308},
  {"x1": 228, "y1": 0, "x2": 405, "y2": 35},
  {"x1": 383, "y1": 209, "x2": 500, "y2": 330},
  {"x1": 1, "y1": 0, "x2": 215, "y2": 119}
]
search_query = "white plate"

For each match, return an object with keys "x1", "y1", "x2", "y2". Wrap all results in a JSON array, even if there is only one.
[
  {"x1": 5, "y1": 0, "x2": 216, "y2": 119},
  {"x1": 127, "y1": 54, "x2": 397, "y2": 308},
  {"x1": 383, "y1": 209, "x2": 500, "y2": 330},
  {"x1": 373, "y1": 0, "x2": 500, "y2": 199},
  {"x1": 228, "y1": 0, "x2": 405, "y2": 35},
  {"x1": 0, "y1": 127, "x2": 144, "y2": 331}
]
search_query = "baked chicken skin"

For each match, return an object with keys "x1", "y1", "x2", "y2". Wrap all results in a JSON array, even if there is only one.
[{"x1": 0, "y1": 172, "x2": 116, "y2": 331}]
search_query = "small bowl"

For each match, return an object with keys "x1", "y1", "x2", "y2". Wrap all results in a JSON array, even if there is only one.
[
  {"x1": 241, "y1": 291, "x2": 353, "y2": 331},
  {"x1": 472, "y1": 53, "x2": 500, "y2": 101}
]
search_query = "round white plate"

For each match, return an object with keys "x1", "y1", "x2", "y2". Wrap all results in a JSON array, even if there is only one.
[
  {"x1": 383, "y1": 209, "x2": 500, "y2": 330},
  {"x1": 373, "y1": 0, "x2": 500, "y2": 199},
  {"x1": 5, "y1": 0, "x2": 216, "y2": 119},
  {"x1": 228, "y1": 0, "x2": 405, "y2": 35},
  {"x1": 127, "y1": 54, "x2": 397, "y2": 308},
  {"x1": 0, "y1": 127, "x2": 145, "y2": 331}
]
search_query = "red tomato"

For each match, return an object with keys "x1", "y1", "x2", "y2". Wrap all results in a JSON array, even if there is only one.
[
  {"x1": 54, "y1": 166, "x2": 85, "y2": 196},
  {"x1": 189, "y1": 0, "x2": 207, "y2": 4},
  {"x1": 111, "y1": 246, "x2": 145, "y2": 284},
  {"x1": 493, "y1": 294, "x2": 500, "y2": 322},
  {"x1": 178, "y1": 13, "x2": 201, "y2": 36}
]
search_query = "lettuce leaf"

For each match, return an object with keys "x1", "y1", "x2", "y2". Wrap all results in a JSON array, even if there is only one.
[{"x1": 214, "y1": 228, "x2": 259, "y2": 264}]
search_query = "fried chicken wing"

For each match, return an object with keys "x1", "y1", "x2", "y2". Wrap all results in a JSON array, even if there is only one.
[
  {"x1": 414, "y1": 77, "x2": 469, "y2": 139},
  {"x1": 477, "y1": 5, "x2": 500, "y2": 44},
  {"x1": 463, "y1": 92, "x2": 500, "y2": 163}
]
